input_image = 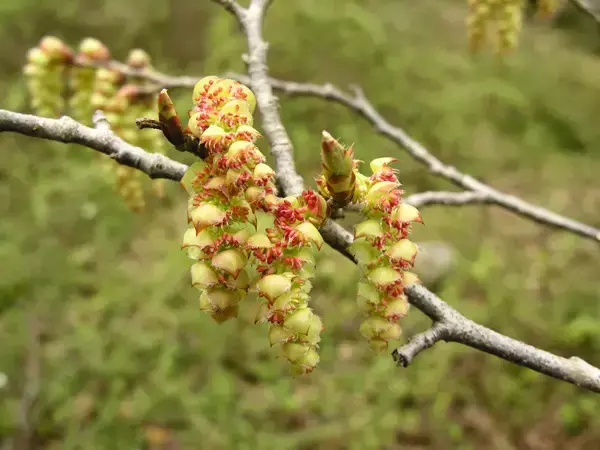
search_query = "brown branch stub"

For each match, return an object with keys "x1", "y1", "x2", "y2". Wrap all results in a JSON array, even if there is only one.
[
  {"x1": 135, "y1": 117, "x2": 163, "y2": 131},
  {"x1": 392, "y1": 322, "x2": 451, "y2": 367}
]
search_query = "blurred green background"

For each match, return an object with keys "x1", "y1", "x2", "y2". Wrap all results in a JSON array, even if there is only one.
[{"x1": 2, "y1": 0, "x2": 600, "y2": 449}]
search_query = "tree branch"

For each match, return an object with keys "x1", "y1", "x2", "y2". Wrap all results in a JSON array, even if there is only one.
[
  {"x1": 213, "y1": 0, "x2": 305, "y2": 197},
  {"x1": 0, "y1": 109, "x2": 187, "y2": 181},
  {"x1": 404, "y1": 191, "x2": 492, "y2": 208},
  {"x1": 569, "y1": 0, "x2": 600, "y2": 23},
  {"x1": 2, "y1": 107, "x2": 599, "y2": 393}
]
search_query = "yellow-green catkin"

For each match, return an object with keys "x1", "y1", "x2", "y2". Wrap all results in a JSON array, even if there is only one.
[
  {"x1": 125, "y1": 48, "x2": 170, "y2": 198},
  {"x1": 105, "y1": 85, "x2": 147, "y2": 212},
  {"x1": 466, "y1": 0, "x2": 524, "y2": 54},
  {"x1": 69, "y1": 38, "x2": 110, "y2": 124},
  {"x1": 23, "y1": 36, "x2": 73, "y2": 117}
]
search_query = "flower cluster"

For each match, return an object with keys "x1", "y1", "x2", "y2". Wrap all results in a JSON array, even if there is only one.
[
  {"x1": 318, "y1": 133, "x2": 422, "y2": 352},
  {"x1": 23, "y1": 36, "x2": 169, "y2": 211},
  {"x1": 175, "y1": 77, "x2": 328, "y2": 374},
  {"x1": 466, "y1": 0, "x2": 557, "y2": 54}
]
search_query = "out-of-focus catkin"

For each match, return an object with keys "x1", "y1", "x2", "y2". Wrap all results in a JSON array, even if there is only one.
[{"x1": 466, "y1": 0, "x2": 556, "y2": 54}]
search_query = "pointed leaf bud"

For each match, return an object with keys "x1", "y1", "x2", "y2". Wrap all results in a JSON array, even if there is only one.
[
  {"x1": 158, "y1": 89, "x2": 185, "y2": 146},
  {"x1": 321, "y1": 131, "x2": 353, "y2": 174}
]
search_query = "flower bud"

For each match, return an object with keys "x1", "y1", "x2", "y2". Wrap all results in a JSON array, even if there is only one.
[
  {"x1": 402, "y1": 271, "x2": 420, "y2": 287},
  {"x1": 191, "y1": 262, "x2": 219, "y2": 288},
  {"x1": 354, "y1": 219, "x2": 384, "y2": 239},
  {"x1": 247, "y1": 233, "x2": 273, "y2": 249},
  {"x1": 294, "y1": 222, "x2": 324, "y2": 249},
  {"x1": 368, "y1": 267, "x2": 402, "y2": 287},
  {"x1": 283, "y1": 307, "x2": 313, "y2": 336},
  {"x1": 127, "y1": 48, "x2": 151, "y2": 69},
  {"x1": 218, "y1": 99, "x2": 253, "y2": 128},
  {"x1": 348, "y1": 238, "x2": 380, "y2": 265},
  {"x1": 39, "y1": 36, "x2": 74, "y2": 63},
  {"x1": 392, "y1": 203, "x2": 423, "y2": 224},
  {"x1": 193, "y1": 76, "x2": 220, "y2": 102},
  {"x1": 370, "y1": 157, "x2": 398, "y2": 174},
  {"x1": 211, "y1": 248, "x2": 247, "y2": 277},
  {"x1": 78, "y1": 38, "x2": 110, "y2": 61},
  {"x1": 190, "y1": 203, "x2": 228, "y2": 232},
  {"x1": 386, "y1": 239, "x2": 418, "y2": 265},
  {"x1": 268, "y1": 324, "x2": 294, "y2": 346},
  {"x1": 258, "y1": 274, "x2": 292, "y2": 301}
]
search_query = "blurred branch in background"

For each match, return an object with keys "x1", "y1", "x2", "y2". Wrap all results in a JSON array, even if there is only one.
[{"x1": 569, "y1": 0, "x2": 600, "y2": 23}]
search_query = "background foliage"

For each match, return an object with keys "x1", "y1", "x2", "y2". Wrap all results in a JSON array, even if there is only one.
[{"x1": 1, "y1": 0, "x2": 600, "y2": 448}]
